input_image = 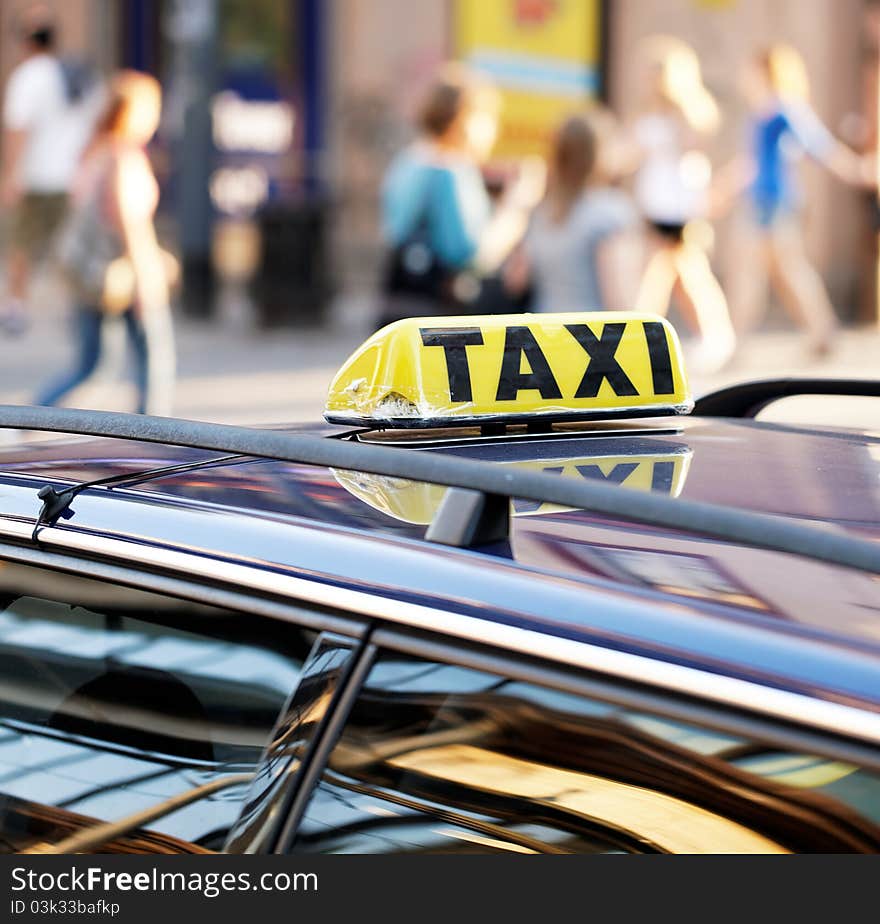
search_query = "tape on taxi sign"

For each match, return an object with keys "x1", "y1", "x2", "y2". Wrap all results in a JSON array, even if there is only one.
[
  {"x1": 325, "y1": 312, "x2": 691, "y2": 428},
  {"x1": 333, "y1": 447, "x2": 692, "y2": 524}
]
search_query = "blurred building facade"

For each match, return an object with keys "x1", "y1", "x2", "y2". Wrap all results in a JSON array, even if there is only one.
[{"x1": 1, "y1": 0, "x2": 877, "y2": 323}]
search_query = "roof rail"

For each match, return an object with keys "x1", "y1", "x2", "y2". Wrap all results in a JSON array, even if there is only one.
[
  {"x1": 693, "y1": 378, "x2": 880, "y2": 418},
  {"x1": 1, "y1": 404, "x2": 879, "y2": 574}
]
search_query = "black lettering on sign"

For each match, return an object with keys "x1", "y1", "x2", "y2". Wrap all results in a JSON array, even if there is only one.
[
  {"x1": 575, "y1": 462, "x2": 639, "y2": 485},
  {"x1": 420, "y1": 327, "x2": 484, "y2": 402},
  {"x1": 512, "y1": 466, "x2": 563, "y2": 513},
  {"x1": 495, "y1": 327, "x2": 563, "y2": 401},
  {"x1": 643, "y1": 322, "x2": 674, "y2": 395},
  {"x1": 651, "y1": 460, "x2": 675, "y2": 494},
  {"x1": 565, "y1": 323, "x2": 639, "y2": 398}
]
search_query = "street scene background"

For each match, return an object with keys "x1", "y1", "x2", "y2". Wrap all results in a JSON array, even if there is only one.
[{"x1": 1, "y1": 0, "x2": 880, "y2": 427}]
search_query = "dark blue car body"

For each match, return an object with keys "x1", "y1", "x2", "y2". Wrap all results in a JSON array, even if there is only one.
[
  {"x1": 0, "y1": 407, "x2": 879, "y2": 854},
  {"x1": 0, "y1": 415, "x2": 876, "y2": 706}
]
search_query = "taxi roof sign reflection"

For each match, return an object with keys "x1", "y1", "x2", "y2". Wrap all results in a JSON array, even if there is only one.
[{"x1": 333, "y1": 446, "x2": 693, "y2": 525}]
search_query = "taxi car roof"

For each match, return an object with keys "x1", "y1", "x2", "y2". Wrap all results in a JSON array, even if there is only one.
[
  {"x1": 1, "y1": 413, "x2": 876, "y2": 539},
  {"x1": 0, "y1": 406, "x2": 878, "y2": 733}
]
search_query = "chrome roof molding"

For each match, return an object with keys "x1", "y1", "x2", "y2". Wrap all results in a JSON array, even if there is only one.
[{"x1": 15, "y1": 522, "x2": 880, "y2": 749}]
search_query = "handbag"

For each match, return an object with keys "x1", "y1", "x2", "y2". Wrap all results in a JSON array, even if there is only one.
[
  {"x1": 376, "y1": 169, "x2": 462, "y2": 328},
  {"x1": 54, "y1": 163, "x2": 125, "y2": 307},
  {"x1": 376, "y1": 166, "x2": 531, "y2": 328}
]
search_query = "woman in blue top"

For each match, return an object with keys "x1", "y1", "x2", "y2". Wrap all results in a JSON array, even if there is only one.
[
  {"x1": 723, "y1": 45, "x2": 870, "y2": 355},
  {"x1": 379, "y1": 65, "x2": 543, "y2": 325}
]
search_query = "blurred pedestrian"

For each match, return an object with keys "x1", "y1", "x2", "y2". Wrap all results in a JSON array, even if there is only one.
[
  {"x1": 629, "y1": 36, "x2": 736, "y2": 373},
  {"x1": 0, "y1": 8, "x2": 100, "y2": 335},
  {"x1": 721, "y1": 44, "x2": 873, "y2": 355},
  {"x1": 504, "y1": 108, "x2": 642, "y2": 313},
  {"x1": 36, "y1": 71, "x2": 174, "y2": 415},
  {"x1": 378, "y1": 64, "x2": 544, "y2": 326}
]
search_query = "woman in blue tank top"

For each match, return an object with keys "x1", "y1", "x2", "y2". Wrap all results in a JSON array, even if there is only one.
[
  {"x1": 378, "y1": 65, "x2": 544, "y2": 326},
  {"x1": 725, "y1": 44, "x2": 870, "y2": 355}
]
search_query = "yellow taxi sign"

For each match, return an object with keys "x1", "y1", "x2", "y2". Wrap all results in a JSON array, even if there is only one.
[
  {"x1": 333, "y1": 447, "x2": 692, "y2": 524},
  {"x1": 325, "y1": 312, "x2": 691, "y2": 428}
]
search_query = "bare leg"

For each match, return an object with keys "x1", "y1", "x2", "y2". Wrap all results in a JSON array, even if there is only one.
[
  {"x1": 725, "y1": 222, "x2": 770, "y2": 337},
  {"x1": 669, "y1": 275, "x2": 701, "y2": 334},
  {"x1": 6, "y1": 247, "x2": 29, "y2": 301},
  {"x1": 2, "y1": 247, "x2": 30, "y2": 335},
  {"x1": 672, "y1": 243, "x2": 737, "y2": 373},
  {"x1": 635, "y1": 242, "x2": 678, "y2": 319},
  {"x1": 141, "y1": 304, "x2": 176, "y2": 416},
  {"x1": 767, "y1": 219, "x2": 839, "y2": 353}
]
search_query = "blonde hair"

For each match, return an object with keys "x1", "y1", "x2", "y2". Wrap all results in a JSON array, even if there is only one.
[
  {"x1": 96, "y1": 70, "x2": 162, "y2": 146},
  {"x1": 643, "y1": 35, "x2": 719, "y2": 134},
  {"x1": 761, "y1": 43, "x2": 810, "y2": 102}
]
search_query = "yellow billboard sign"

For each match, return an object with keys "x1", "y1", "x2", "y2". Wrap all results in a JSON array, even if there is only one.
[{"x1": 455, "y1": 0, "x2": 602, "y2": 159}]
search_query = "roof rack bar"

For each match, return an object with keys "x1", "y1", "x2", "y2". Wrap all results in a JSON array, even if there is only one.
[
  {"x1": 1, "y1": 405, "x2": 879, "y2": 575},
  {"x1": 693, "y1": 378, "x2": 880, "y2": 418}
]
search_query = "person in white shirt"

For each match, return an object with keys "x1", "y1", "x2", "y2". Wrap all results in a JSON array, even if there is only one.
[
  {"x1": 627, "y1": 36, "x2": 737, "y2": 374},
  {"x1": 0, "y1": 13, "x2": 95, "y2": 334}
]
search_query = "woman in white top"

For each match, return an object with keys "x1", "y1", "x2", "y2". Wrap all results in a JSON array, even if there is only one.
[
  {"x1": 630, "y1": 36, "x2": 736, "y2": 373},
  {"x1": 35, "y1": 71, "x2": 174, "y2": 415}
]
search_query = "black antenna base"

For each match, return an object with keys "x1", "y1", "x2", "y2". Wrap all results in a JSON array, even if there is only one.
[{"x1": 36, "y1": 485, "x2": 75, "y2": 526}]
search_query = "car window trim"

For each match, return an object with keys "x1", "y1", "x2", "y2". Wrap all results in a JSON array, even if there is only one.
[
  {"x1": 223, "y1": 632, "x2": 368, "y2": 854},
  {"x1": 364, "y1": 627, "x2": 880, "y2": 773},
  {"x1": 272, "y1": 639, "x2": 379, "y2": 853},
  {"x1": 6, "y1": 524, "x2": 880, "y2": 749},
  {"x1": 0, "y1": 536, "x2": 369, "y2": 640}
]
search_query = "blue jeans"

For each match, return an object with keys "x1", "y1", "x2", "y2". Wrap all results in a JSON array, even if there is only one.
[{"x1": 35, "y1": 305, "x2": 150, "y2": 414}]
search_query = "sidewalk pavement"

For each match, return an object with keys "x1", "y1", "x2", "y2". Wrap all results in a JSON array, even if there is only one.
[{"x1": 1, "y1": 282, "x2": 879, "y2": 428}]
